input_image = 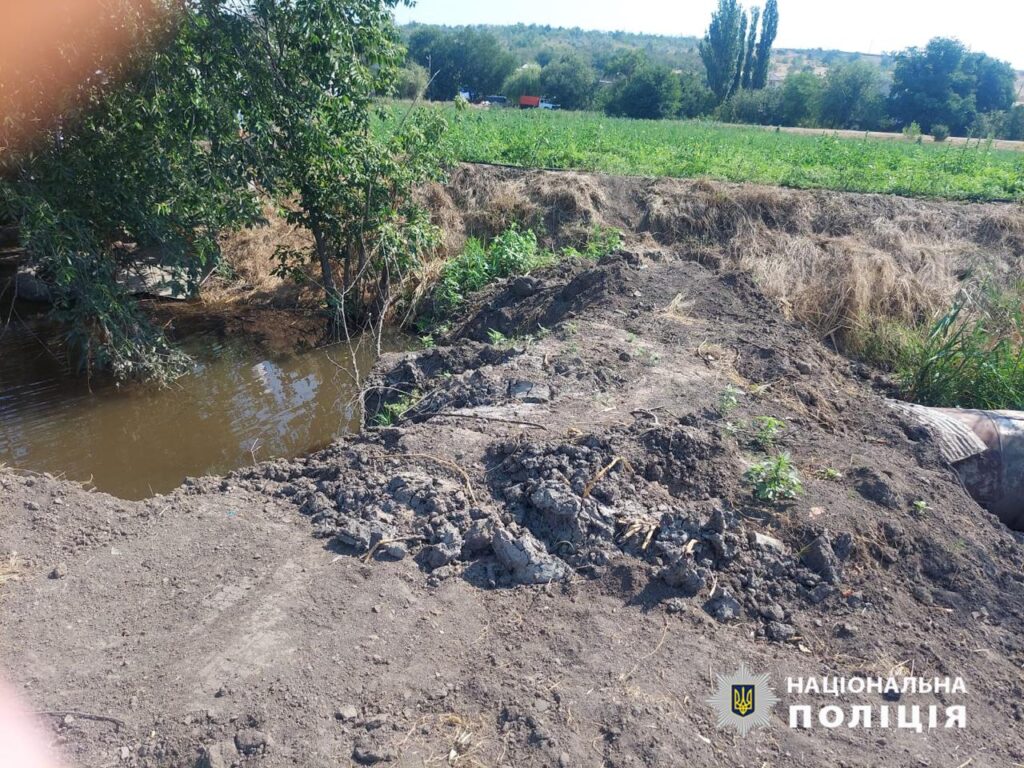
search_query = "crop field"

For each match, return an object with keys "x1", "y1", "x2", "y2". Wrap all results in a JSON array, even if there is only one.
[{"x1": 421, "y1": 106, "x2": 1024, "y2": 202}]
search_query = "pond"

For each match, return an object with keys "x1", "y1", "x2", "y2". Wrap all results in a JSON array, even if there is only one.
[{"x1": 0, "y1": 277, "x2": 404, "y2": 499}]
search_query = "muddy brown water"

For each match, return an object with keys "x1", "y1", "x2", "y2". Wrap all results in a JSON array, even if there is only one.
[{"x1": 0, "y1": 279, "x2": 406, "y2": 499}]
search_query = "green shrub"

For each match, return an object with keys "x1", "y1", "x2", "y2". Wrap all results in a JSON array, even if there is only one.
[
  {"x1": 563, "y1": 226, "x2": 624, "y2": 261},
  {"x1": 752, "y1": 416, "x2": 786, "y2": 450},
  {"x1": 745, "y1": 453, "x2": 804, "y2": 503},
  {"x1": 372, "y1": 390, "x2": 420, "y2": 426},
  {"x1": 902, "y1": 121, "x2": 922, "y2": 139},
  {"x1": 436, "y1": 227, "x2": 552, "y2": 312},
  {"x1": 931, "y1": 124, "x2": 950, "y2": 142}
]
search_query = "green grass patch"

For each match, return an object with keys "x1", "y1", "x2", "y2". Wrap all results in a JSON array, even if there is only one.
[
  {"x1": 432, "y1": 224, "x2": 622, "y2": 317},
  {"x1": 435, "y1": 226, "x2": 552, "y2": 313},
  {"x1": 900, "y1": 291, "x2": 1024, "y2": 410},
  {"x1": 406, "y1": 106, "x2": 1024, "y2": 202}
]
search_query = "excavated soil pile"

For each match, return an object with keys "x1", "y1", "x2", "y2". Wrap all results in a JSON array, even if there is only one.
[
  {"x1": 4, "y1": 243, "x2": 1023, "y2": 767},
  {"x1": 425, "y1": 165, "x2": 1024, "y2": 352}
]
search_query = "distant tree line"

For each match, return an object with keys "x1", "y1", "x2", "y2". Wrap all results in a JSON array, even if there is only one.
[
  {"x1": 719, "y1": 37, "x2": 1022, "y2": 140},
  {"x1": 400, "y1": 19, "x2": 1024, "y2": 141}
]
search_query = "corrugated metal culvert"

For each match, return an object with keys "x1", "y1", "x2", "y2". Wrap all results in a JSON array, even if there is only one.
[{"x1": 892, "y1": 402, "x2": 1024, "y2": 530}]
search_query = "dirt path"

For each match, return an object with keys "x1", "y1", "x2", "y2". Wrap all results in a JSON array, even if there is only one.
[
  {"x1": 2, "y1": 248, "x2": 1024, "y2": 767},
  {"x1": 718, "y1": 122, "x2": 1024, "y2": 151}
]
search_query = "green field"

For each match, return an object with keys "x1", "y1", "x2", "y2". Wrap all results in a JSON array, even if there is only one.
[{"x1": 434, "y1": 107, "x2": 1024, "y2": 201}]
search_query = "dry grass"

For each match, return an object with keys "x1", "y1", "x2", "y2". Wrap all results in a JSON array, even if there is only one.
[
  {"x1": 208, "y1": 200, "x2": 314, "y2": 305},
  {"x1": 202, "y1": 166, "x2": 1024, "y2": 359}
]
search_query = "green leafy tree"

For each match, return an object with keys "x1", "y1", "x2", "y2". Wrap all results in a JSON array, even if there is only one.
[
  {"x1": 239, "y1": 0, "x2": 450, "y2": 335},
  {"x1": 394, "y1": 63, "x2": 430, "y2": 100},
  {"x1": 603, "y1": 49, "x2": 648, "y2": 79},
  {"x1": 717, "y1": 86, "x2": 783, "y2": 124},
  {"x1": 780, "y1": 71, "x2": 823, "y2": 126},
  {"x1": 888, "y1": 37, "x2": 1003, "y2": 134},
  {"x1": 540, "y1": 53, "x2": 596, "y2": 110},
  {"x1": 1, "y1": 1, "x2": 260, "y2": 381},
  {"x1": 819, "y1": 61, "x2": 886, "y2": 130},
  {"x1": 502, "y1": 64, "x2": 543, "y2": 102},
  {"x1": 678, "y1": 70, "x2": 717, "y2": 118},
  {"x1": 699, "y1": 0, "x2": 745, "y2": 104},
  {"x1": 406, "y1": 27, "x2": 516, "y2": 100},
  {"x1": 604, "y1": 65, "x2": 682, "y2": 120},
  {"x1": 1003, "y1": 106, "x2": 1024, "y2": 141},
  {"x1": 750, "y1": 0, "x2": 778, "y2": 89},
  {"x1": 967, "y1": 53, "x2": 1016, "y2": 114},
  {"x1": 730, "y1": 12, "x2": 748, "y2": 97},
  {"x1": 741, "y1": 6, "x2": 760, "y2": 90}
]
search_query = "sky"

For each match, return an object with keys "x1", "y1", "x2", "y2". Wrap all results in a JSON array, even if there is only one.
[{"x1": 393, "y1": 0, "x2": 1024, "y2": 70}]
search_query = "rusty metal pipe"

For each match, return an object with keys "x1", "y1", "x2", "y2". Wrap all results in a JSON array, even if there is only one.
[{"x1": 937, "y1": 409, "x2": 1024, "y2": 530}]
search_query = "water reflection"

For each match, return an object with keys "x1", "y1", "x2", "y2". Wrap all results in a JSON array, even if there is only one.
[{"x1": 0, "y1": 312, "x2": 400, "y2": 499}]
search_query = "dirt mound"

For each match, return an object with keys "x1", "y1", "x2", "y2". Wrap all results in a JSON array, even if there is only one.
[
  {"x1": 3, "y1": 228, "x2": 1024, "y2": 766},
  {"x1": 429, "y1": 165, "x2": 1024, "y2": 353}
]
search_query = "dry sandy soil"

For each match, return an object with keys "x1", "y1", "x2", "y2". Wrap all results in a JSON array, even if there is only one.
[{"x1": 3, "y1": 232, "x2": 1024, "y2": 767}]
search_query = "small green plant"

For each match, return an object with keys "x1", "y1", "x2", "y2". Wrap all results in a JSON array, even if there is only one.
[
  {"x1": 373, "y1": 390, "x2": 420, "y2": 426},
  {"x1": 563, "y1": 226, "x2": 624, "y2": 261},
  {"x1": 752, "y1": 416, "x2": 786, "y2": 450},
  {"x1": 819, "y1": 467, "x2": 844, "y2": 481},
  {"x1": 717, "y1": 385, "x2": 743, "y2": 416},
  {"x1": 723, "y1": 420, "x2": 744, "y2": 437},
  {"x1": 745, "y1": 454, "x2": 804, "y2": 503},
  {"x1": 637, "y1": 346, "x2": 660, "y2": 366},
  {"x1": 930, "y1": 124, "x2": 950, "y2": 142},
  {"x1": 420, "y1": 333, "x2": 436, "y2": 349},
  {"x1": 486, "y1": 328, "x2": 537, "y2": 349},
  {"x1": 912, "y1": 499, "x2": 931, "y2": 513},
  {"x1": 902, "y1": 121, "x2": 922, "y2": 140},
  {"x1": 487, "y1": 328, "x2": 510, "y2": 346},
  {"x1": 436, "y1": 226, "x2": 552, "y2": 313}
]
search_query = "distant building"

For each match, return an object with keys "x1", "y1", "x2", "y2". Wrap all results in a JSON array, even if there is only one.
[{"x1": 767, "y1": 65, "x2": 788, "y2": 88}]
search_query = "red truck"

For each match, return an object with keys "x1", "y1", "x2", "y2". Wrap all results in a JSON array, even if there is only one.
[{"x1": 519, "y1": 95, "x2": 541, "y2": 109}]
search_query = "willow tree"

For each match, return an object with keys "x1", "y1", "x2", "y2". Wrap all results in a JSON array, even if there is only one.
[
  {"x1": 2, "y1": 0, "x2": 450, "y2": 378},
  {"x1": 1, "y1": 1, "x2": 260, "y2": 381},
  {"x1": 243, "y1": 0, "x2": 450, "y2": 337}
]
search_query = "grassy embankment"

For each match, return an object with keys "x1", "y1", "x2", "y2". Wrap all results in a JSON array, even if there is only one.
[{"x1": 401, "y1": 106, "x2": 1024, "y2": 409}]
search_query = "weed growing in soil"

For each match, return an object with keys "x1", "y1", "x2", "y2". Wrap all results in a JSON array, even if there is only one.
[
  {"x1": 752, "y1": 416, "x2": 786, "y2": 450},
  {"x1": 562, "y1": 226, "x2": 624, "y2": 261},
  {"x1": 745, "y1": 454, "x2": 804, "y2": 503},
  {"x1": 819, "y1": 467, "x2": 844, "y2": 481},
  {"x1": 373, "y1": 390, "x2": 420, "y2": 426},
  {"x1": 436, "y1": 227, "x2": 552, "y2": 313},
  {"x1": 717, "y1": 385, "x2": 743, "y2": 416}
]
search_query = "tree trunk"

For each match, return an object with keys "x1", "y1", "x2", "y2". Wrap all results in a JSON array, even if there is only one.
[{"x1": 313, "y1": 223, "x2": 342, "y2": 340}]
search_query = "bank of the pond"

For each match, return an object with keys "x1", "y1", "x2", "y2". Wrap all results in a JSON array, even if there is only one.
[{"x1": 0, "y1": 315, "x2": 410, "y2": 498}]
